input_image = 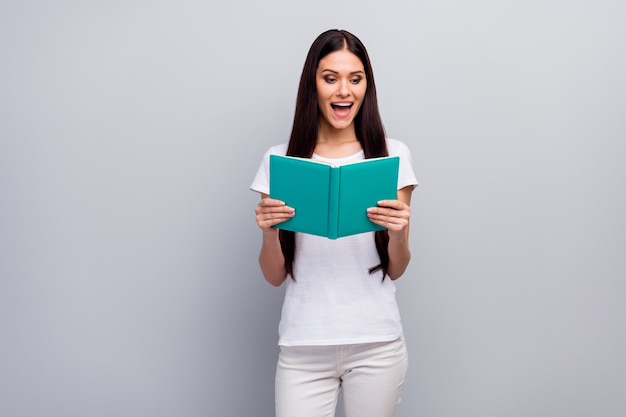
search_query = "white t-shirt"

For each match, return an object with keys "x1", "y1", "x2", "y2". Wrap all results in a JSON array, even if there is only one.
[{"x1": 250, "y1": 138, "x2": 418, "y2": 346}]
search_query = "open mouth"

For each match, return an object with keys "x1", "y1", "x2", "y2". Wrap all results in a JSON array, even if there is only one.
[
  {"x1": 331, "y1": 102, "x2": 353, "y2": 110},
  {"x1": 331, "y1": 102, "x2": 353, "y2": 118}
]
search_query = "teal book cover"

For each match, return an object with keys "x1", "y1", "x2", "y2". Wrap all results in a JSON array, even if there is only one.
[{"x1": 269, "y1": 154, "x2": 399, "y2": 239}]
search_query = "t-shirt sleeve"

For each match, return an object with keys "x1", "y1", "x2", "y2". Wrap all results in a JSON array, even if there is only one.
[
  {"x1": 250, "y1": 144, "x2": 288, "y2": 195},
  {"x1": 250, "y1": 149, "x2": 271, "y2": 195},
  {"x1": 392, "y1": 139, "x2": 419, "y2": 190}
]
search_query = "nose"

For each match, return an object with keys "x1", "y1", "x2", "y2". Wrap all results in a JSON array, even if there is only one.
[{"x1": 336, "y1": 79, "x2": 350, "y2": 97}]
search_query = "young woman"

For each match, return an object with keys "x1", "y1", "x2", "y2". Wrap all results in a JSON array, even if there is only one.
[{"x1": 250, "y1": 29, "x2": 418, "y2": 417}]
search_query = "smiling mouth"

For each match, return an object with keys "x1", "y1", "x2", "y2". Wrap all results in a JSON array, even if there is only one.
[{"x1": 331, "y1": 103, "x2": 353, "y2": 110}]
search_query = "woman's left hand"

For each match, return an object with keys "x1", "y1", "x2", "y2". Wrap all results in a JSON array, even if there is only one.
[{"x1": 367, "y1": 199, "x2": 410, "y2": 238}]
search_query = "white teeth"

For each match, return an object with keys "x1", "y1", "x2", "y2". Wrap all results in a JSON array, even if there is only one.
[{"x1": 333, "y1": 103, "x2": 351, "y2": 107}]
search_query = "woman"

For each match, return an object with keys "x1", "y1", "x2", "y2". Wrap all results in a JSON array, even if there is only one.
[{"x1": 250, "y1": 29, "x2": 418, "y2": 417}]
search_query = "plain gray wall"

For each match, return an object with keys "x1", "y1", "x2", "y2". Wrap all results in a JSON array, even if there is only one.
[{"x1": 1, "y1": 1, "x2": 625, "y2": 416}]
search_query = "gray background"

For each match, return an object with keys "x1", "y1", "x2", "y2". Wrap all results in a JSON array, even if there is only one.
[{"x1": 1, "y1": 1, "x2": 625, "y2": 416}]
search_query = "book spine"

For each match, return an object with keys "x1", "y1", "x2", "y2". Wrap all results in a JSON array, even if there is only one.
[{"x1": 327, "y1": 166, "x2": 340, "y2": 239}]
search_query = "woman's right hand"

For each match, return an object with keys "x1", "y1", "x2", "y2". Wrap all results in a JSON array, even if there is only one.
[{"x1": 255, "y1": 197, "x2": 295, "y2": 231}]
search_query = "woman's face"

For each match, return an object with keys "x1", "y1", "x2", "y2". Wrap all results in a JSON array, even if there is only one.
[{"x1": 316, "y1": 49, "x2": 367, "y2": 133}]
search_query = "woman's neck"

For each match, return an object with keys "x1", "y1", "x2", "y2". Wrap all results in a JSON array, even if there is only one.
[{"x1": 315, "y1": 125, "x2": 361, "y2": 158}]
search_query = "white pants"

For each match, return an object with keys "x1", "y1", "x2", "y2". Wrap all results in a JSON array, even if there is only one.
[{"x1": 275, "y1": 337, "x2": 408, "y2": 417}]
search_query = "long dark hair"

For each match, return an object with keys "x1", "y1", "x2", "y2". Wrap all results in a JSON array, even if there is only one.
[{"x1": 280, "y1": 29, "x2": 390, "y2": 278}]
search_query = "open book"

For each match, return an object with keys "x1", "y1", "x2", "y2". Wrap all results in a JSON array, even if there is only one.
[{"x1": 269, "y1": 154, "x2": 399, "y2": 239}]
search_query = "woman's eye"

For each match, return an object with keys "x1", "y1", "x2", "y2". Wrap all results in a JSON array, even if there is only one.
[
  {"x1": 324, "y1": 76, "x2": 337, "y2": 83},
  {"x1": 350, "y1": 78, "x2": 362, "y2": 84}
]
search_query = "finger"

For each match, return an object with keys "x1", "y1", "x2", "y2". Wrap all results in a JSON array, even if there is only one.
[
  {"x1": 368, "y1": 216, "x2": 409, "y2": 229},
  {"x1": 256, "y1": 215, "x2": 294, "y2": 229},
  {"x1": 367, "y1": 206, "x2": 410, "y2": 219},
  {"x1": 376, "y1": 199, "x2": 408, "y2": 210},
  {"x1": 367, "y1": 207, "x2": 410, "y2": 228},
  {"x1": 256, "y1": 207, "x2": 295, "y2": 229},
  {"x1": 367, "y1": 219, "x2": 407, "y2": 235},
  {"x1": 259, "y1": 197, "x2": 287, "y2": 207},
  {"x1": 368, "y1": 215, "x2": 409, "y2": 235},
  {"x1": 258, "y1": 209, "x2": 295, "y2": 221},
  {"x1": 256, "y1": 205, "x2": 295, "y2": 216}
]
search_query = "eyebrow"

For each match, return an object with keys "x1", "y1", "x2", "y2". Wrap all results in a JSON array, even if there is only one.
[{"x1": 320, "y1": 69, "x2": 365, "y2": 75}]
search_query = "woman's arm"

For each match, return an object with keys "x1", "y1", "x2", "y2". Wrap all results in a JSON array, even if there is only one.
[
  {"x1": 367, "y1": 185, "x2": 414, "y2": 280},
  {"x1": 255, "y1": 193, "x2": 294, "y2": 286}
]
